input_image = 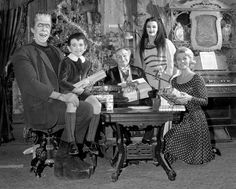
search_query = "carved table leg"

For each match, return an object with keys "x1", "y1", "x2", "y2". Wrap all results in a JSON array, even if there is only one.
[
  {"x1": 155, "y1": 126, "x2": 176, "y2": 181},
  {"x1": 111, "y1": 124, "x2": 126, "y2": 182},
  {"x1": 110, "y1": 124, "x2": 119, "y2": 167}
]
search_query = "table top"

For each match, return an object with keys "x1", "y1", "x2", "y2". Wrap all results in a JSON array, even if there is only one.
[
  {"x1": 102, "y1": 105, "x2": 185, "y2": 114},
  {"x1": 101, "y1": 107, "x2": 180, "y2": 127}
]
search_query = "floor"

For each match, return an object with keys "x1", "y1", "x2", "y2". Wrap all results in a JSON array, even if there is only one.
[{"x1": 0, "y1": 121, "x2": 236, "y2": 189}]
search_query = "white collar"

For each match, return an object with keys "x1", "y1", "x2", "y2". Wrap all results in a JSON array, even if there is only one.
[
  {"x1": 119, "y1": 65, "x2": 130, "y2": 72},
  {"x1": 118, "y1": 66, "x2": 132, "y2": 82},
  {"x1": 68, "y1": 53, "x2": 86, "y2": 63}
]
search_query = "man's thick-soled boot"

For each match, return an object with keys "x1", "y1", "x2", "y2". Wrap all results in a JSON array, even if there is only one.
[
  {"x1": 54, "y1": 141, "x2": 70, "y2": 178},
  {"x1": 68, "y1": 142, "x2": 79, "y2": 155},
  {"x1": 62, "y1": 156, "x2": 92, "y2": 179}
]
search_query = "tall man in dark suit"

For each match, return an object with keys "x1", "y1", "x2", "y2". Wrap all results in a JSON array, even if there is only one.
[{"x1": 11, "y1": 12, "x2": 93, "y2": 159}]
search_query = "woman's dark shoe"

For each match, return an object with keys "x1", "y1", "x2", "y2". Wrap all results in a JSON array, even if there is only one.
[
  {"x1": 212, "y1": 147, "x2": 221, "y2": 156},
  {"x1": 166, "y1": 169, "x2": 176, "y2": 181},
  {"x1": 69, "y1": 142, "x2": 79, "y2": 155},
  {"x1": 153, "y1": 160, "x2": 160, "y2": 167}
]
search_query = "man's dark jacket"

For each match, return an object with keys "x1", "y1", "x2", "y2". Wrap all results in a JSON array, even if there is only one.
[
  {"x1": 104, "y1": 65, "x2": 148, "y2": 85},
  {"x1": 12, "y1": 43, "x2": 65, "y2": 129}
]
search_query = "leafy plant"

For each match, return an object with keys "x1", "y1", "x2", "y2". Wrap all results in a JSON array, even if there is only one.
[{"x1": 49, "y1": 0, "x2": 122, "y2": 73}]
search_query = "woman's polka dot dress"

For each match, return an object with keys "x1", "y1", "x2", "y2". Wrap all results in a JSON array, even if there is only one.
[{"x1": 164, "y1": 74, "x2": 215, "y2": 165}]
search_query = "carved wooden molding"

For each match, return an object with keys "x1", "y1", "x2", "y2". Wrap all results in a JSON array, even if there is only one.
[
  {"x1": 169, "y1": 0, "x2": 230, "y2": 10},
  {"x1": 190, "y1": 11, "x2": 223, "y2": 51}
]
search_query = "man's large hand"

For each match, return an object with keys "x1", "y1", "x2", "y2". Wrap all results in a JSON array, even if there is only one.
[
  {"x1": 62, "y1": 93, "x2": 80, "y2": 107},
  {"x1": 50, "y1": 91, "x2": 79, "y2": 107}
]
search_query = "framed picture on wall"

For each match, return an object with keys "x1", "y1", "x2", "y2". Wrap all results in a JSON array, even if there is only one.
[{"x1": 190, "y1": 11, "x2": 223, "y2": 51}]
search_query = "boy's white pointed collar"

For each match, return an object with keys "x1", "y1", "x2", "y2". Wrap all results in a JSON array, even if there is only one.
[{"x1": 68, "y1": 53, "x2": 85, "y2": 63}]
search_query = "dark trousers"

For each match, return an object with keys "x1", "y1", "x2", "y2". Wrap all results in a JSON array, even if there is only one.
[{"x1": 143, "y1": 125, "x2": 154, "y2": 141}]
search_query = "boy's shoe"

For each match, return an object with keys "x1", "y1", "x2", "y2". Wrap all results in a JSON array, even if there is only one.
[{"x1": 69, "y1": 142, "x2": 79, "y2": 155}]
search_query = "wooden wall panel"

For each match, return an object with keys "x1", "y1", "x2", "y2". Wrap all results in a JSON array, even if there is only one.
[
  {"x1": 102, "y1": 0, "x2": 125, "y2": 33},
  {"x1": 0, "y1": 0, "x2": 27, "y2": 10}
]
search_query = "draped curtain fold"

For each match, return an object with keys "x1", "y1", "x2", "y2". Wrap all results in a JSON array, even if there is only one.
[{"x1": 0, "y1": 6, "x2": 23, "y2": 143}]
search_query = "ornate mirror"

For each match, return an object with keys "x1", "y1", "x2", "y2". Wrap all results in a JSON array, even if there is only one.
[{"x1": 190, "y1": 11, "x2": 222, "y2": 51}]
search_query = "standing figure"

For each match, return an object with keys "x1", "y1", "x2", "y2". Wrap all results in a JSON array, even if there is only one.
[
  {"x1": 58, "y1": 32, "x2": 102, "y2": 154},
  {"x1": 137, "y1": 16, "x2": 177, "y2": 143},
  {"x1": 164, "y1": 46, "x2": 219, "y2": 165},
  {"x1": 137, "y1": 16, "x2": 176, "y2": 89}
]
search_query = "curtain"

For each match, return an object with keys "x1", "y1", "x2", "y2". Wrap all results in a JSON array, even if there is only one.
[{"x1": 0, "y1": 5, "x2": 24, "y2": 144}]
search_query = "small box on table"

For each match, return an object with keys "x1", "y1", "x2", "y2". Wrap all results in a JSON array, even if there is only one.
[
  {"x1": 121, "y1": 78, "x2": 152, "y2": 102},
  {"x1": 95, "y1": 94, "x2": 114, "y2": 111}
]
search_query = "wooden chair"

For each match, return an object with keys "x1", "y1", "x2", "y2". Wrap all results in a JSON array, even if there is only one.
[{"x1": 23, "y1": 124, "x2": 64, "y2": 177}]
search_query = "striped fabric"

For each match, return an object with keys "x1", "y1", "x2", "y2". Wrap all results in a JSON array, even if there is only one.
[{"x1": 144, "y1": 46, "x2": 168, "y2": 89}]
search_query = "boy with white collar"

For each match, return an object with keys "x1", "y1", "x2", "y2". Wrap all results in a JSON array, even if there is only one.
[{"x1": 58, "y1": 32, "x2": 101, "y2": 156}]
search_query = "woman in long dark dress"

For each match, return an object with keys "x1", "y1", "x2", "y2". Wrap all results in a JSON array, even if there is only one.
[{"x1": 164, "y1": 46, "x2": 216, "y2": 165}]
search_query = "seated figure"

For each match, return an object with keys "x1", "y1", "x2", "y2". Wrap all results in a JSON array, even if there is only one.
[
  {"x1": 104, "y1": 47, "x2": 151, "y2": 105},
  {"x1": 11, "y1": 12, "x2": 94, "y2": 178},
  {"x1": 58, "y1": 32, "x2": 102, "y2": 155},
  {"x1": 104, "y1": 47, "x2": 152, "y2": 144},
  {"x1": 104, "y1": 47, "x2": 147, "y2": 85}
]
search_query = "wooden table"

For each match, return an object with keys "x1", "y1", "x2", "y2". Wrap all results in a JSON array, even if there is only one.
[{"x1": 101, "y1": 107, "x2": 181, "y2": 182}]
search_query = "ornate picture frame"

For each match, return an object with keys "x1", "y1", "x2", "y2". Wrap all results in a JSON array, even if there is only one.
[{"x1": 190, "y1": 11, "x2": 222, "y2": 51}]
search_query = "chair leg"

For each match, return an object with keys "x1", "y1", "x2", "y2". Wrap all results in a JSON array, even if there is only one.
[
  {"x1": 30, "y1": 144, "x2": 47, "y2": 177},
  {"x1": 27, "y1": 130, "x2": 61, "y2": 177}
]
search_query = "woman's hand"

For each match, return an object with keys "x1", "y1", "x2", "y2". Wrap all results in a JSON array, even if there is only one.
[
  {"x1": 174, "y1": 92, "x2": 192, "y2": 105},
  {"x1": 153, "y1": 66, "x2": 164, "y2": 76}
]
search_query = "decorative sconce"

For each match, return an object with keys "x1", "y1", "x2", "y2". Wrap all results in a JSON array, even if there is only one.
[
  {"x1": 118, "y1": 20, "x2": 141, "y2": 41},
  {"x1": 123, "y1": 31, "x2": 134, "y2": 40}
]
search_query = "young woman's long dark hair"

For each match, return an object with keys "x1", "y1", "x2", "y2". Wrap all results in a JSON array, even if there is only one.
[{"x1": 139, "y1": 16, "x2": 167, "y2": 64}]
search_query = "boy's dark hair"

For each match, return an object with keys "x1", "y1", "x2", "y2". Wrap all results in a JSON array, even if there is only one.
[{"x1": 67, "y1": 32, "x2": 88, "y2": 46}]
